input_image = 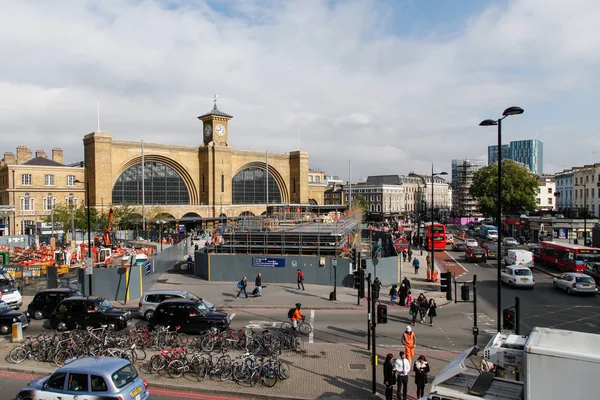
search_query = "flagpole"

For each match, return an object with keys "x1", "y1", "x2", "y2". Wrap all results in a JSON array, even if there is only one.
[{"x1": 141, "y1": 140, "x2": 146, "y2": 233}]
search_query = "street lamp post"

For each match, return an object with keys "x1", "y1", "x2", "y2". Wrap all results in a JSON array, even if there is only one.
[
  {"x1": 75, "y1": 180, "x2": 92, "y2": 296},
  {"x1": 574, "y1": 184, "x2": 588, "y2": 245},
  {"x1": 430, "y1": 167, "x2": 448, "y2": 281},
  {"x1": 479, "y1": 106, "x2": 524, "y2": 332}
]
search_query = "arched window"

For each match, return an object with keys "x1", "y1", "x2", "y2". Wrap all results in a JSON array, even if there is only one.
[
  {"x1": 112, "y1": 161, "x2": 189, "y2": 205},
  {"x1": 232, "y1": 167, "x2": 282, "y2": 205},
  {"x1": 21, "y1": 193, "x2": 33, "y2": 211},
  {"x1": 66, "y1": 193, "x2": 76, "y2": 206},
  {"x1": 370, "y1": 204, "x2": 375, "y2": 212},
  {"x1": 44, "y1": 193, "x2": 55, "y2": 211}
]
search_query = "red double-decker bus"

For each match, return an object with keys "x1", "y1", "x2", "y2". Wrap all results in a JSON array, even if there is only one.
[
  {"x1": 536, "y1": 241, "x2": 600, "y2": 272},
  {"x1": 424, "y1": 223, "x2": 447, "y2": 250}
]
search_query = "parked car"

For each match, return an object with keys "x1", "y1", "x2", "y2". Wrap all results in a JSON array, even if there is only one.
[
  {"x1": 49, "y1": 296, "x2": 132, "y2": 331},
  {"x1": 28, "y1": 288, "x2": 83, "y2": 320},
  {"x1": 482, "y1": 243, "x2": 498, "y2": 259},
  {"x1": 465, "y1": 246, "x2": 487, "y2": 263},
  {"x1": 587, "y1": 262, "x2": 600, "y2": 274},
  {"x1": 17, "y1": 356, "x2": 149, "y2": 400},
  {"x1": 446, "y1": 234, "x2": 455, "y2": 244},
  {"x1": 0, "y1": 300, "x2": 29, "y2": 335},
  {"x1": 465, "y1": 238, "x2": 479, "y2": 248},
  {"x1": 148, "y1": 299, "x2": 230, "y2": 334},
  {"x1": 139, "y1": 290, "x2": 215, "y2": 320},
  {"x1": 502, "y1": 237, "x2": 518, "y2": 248},
  {"x1": 553, "y1": 273, "x2": 598, "y2": 295},
  {"x1": 452, "y1": 242, "x2": 467, "y2": 251},
  {"x1": 504, "y1": 249, "x2": 534, "y2": 267},
  {"x1": 501, "y1": 266, "x2": 535, "y2": 288}
]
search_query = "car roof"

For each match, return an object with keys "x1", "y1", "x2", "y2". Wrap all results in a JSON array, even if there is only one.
[
  {"x1": 37, "y1": 288, "x2": 79, "y2": 294},
  {"x1": 59, "y1": 356, "x2": 131, "y2": 372},
  {"x1": 562, "y1": 272, "x2": 591, "y2": 277},
  {"x1": 159, "y1": 298, "x2": 197, "y2": 305},
  {"x1": 144, "y1": 290, "x2": 188, "y2": 295},
  {"x1": 507, "y1": 265, "x2": 531, "y2": 270},
  {"x1": 61, "y1": 296, "x2": 106, "y2": 302}
]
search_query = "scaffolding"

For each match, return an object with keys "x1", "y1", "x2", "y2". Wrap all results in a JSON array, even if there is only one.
[{"x1": 451, "y1": 159, "x2": 486, "y2": 217}]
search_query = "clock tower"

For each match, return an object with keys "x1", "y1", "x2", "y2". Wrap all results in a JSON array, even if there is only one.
[{"x1": 198, "y1": 95, "x2": 233, "y2": 147}]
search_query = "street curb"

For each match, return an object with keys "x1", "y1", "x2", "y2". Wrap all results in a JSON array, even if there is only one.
[
  {"x1": 0, "y1": 364, "x2": 314, "y2": 400},
  {"x1": 530, "y1": 265, "x2": 560, "y2": 278}
]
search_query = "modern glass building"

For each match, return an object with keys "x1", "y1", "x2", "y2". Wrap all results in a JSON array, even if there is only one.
[{"x1": 487, "y1": 139, "x2": 543, "y2": 174}]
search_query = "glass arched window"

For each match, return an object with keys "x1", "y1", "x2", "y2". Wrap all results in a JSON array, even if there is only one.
[
  {"x1": 112, "y1": 161, "x2": 189, "y2": 205},
  {"x1": 44, "y1": 193, "x2": 55, "y2": 211},
  {"x1": 232, "y1": 167, "x2": 282, "y2": 205}
]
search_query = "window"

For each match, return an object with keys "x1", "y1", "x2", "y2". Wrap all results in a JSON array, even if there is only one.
[
  {"x1": 66, "y1": 193, "x2": 77, "y2": 206},
  {"x1": 43, "y1": 193, "x2": 55, "y2": 211},
  {"x1": 111, "y1": 363, "x2": 138, "y2": 389},
  {"x1": 537, "y1": 188, "x2": 541, "y2": 194},
  {"x1": 547, "y1": 198, "x2": 552, "y2": 205},
  {"x1": 21, "y1": 193, "x2": 33, "y2": 211},
  {"x1": 47, "y1": 372, "x2": 67, "y2": 390},
  {"x1": 536, "y1": 198, "x2": 541, "y2": 205},
  {"x1": 315, "y1": 176, "x2": 320, "y2": 183},
  {"x1": 231, "y1": 167, "x2": 282, "y2": 205},
  {"x1": 68, "y1": 373, "x2": 89, "y2": 392},
  {"x1": 21, "y1": 174, "x2": 32, "y2": 186},
  {"x1": 91, "y1": 375, "x2": 108, "y2": 392},
  {"x1": 586, "y1": 176, "x2": 589, "y2": 183},
  {"x1": 308, "y1": 176, "x2": 313, "y2": 182},
  {"x1": 221, "y1": 174, "x2": 224, "y2": 193},
  {"x1": 547, "y1": 187, "x2": 552, "y2": 194},
  {"x1": 67, "y1": 175, "x2": 76, "y2": 186},
  {"x1": 45, "y1": 174, "x2": 54, "y2": 186}
]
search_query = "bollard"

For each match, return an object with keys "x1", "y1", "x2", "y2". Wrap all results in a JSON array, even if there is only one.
[
  {"x1": 426, "y1": 269, "x2": 432, "y2": 281},
  {"x1": 12, "y1": 322, "x2": 23, "y2": 343}
]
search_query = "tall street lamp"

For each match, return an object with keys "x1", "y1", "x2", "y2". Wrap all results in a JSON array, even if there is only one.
[
  {"x1": 479, "y1": 106, "x2": 524, "y2": 332},
  {"x1": 74, "y1": 179, "x2": 92, "y2": 296},
  {"x1": 574, "y1": 184, "x2": 588, "y2": 245},
  {"x1": 430, "y1": 167, "x2": 448, "y2": 281}
]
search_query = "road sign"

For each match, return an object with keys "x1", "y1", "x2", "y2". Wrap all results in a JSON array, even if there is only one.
[
  {"x1": 143, "y1": 260, "x2": 152, "y2": 276},
  {"x1": 85, "y1": 257, "x2": 93, "y2": 275},
  {"x1": 332, "y1": 258, "x2": 337, "y2": 267},
  {"x1": 394, "y1": 238, "x2": 409, "y2": 253}
]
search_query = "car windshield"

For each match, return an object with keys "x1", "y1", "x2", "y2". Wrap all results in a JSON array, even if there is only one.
[
  {"x1": 184, "y1": 292, "x2": 200, "y2": 301},
  {"x1": 576, "y1": 276, "x2": 595, "y2": 284},
  {"x1": 97, "y1": 299, "x2": 112, "y2": 312},
  {"x1": 196, "y1": 302, "x2": 209, "y2": 313},
  {"x1": 487, "y1": 245, "x2": 497, "y2": 252},
  {"x1": 0, "y1": 302, "x2": 10, "y2": 314},
  {"x1": 514, "y1": 269, "x2": 532, "y2": 276},
  {"x1": 111, "y1": 363, "x2": 138, "y2": 389}
]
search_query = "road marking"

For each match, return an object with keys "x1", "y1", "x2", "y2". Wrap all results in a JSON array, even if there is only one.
[
  {"x1": 229, "y1": 312, "x2": 236, "y2": 321},
  {"x1": 309, "y1": 309, "x2": 315, "y2": 344},
  {"x1": 443, "y1": 251, "x2": 468, "y2": 273}
]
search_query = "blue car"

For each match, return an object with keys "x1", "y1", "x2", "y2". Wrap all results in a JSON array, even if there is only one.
[{"x1": 17, "y1": 356, "x2": 149, "y2": 400}]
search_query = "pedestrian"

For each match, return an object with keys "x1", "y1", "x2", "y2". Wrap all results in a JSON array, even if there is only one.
[
  {"x1": 407, "y1": 247, "x2": 413, "y2": 261},
  {"x1": 389, "y1": 284, "x2": 398, "y2": 305},
  {"x1": 297, "y1": 269, "x2": 305, "y2": 290},
  {"x1": 412, "y1": 257, "x2": 420, "y2": 274},
  {"x1": 413, "y1": 355, "x2": 430, "y2": 398},
  {"x1": 409, "y1": 298, "x2": 419, "y2": 325},
  {"x1": 427, "y1": 298, "x2": 437, "y2": 326},
  {"x1": 236, "y1": 276, "x2": 248, "y2": 299},
  {"x1": 374, "y1": 277, "x2": 382, "y2": 294},
  {"x1": 383, "y1": 353, "x2": 396, "y2": 400},
  {"x1": 394, "y1": 351, "x2": 411, "y2": 400},
  {"x1": 187, "y1": 254, "x2": 193, "y2": 273},
  {"x1": 416, "y1": 293, "x2": 428, "y2": 323},
  {"x1": 398, "y1": 282, "x2": 408, "y2": 307},
  {"x1": 426, "y1": 254, "x2": 431, "y2": 270},
  {"x1": 406, "y1": 290, "x2": 413, "y2": 309},
  {"x1": 401, "y1": 276, "x2": 411, "y2": 291},
  {"x1": 402, "y1": 326, "x2": 416, "y2": 362},
  {"x1": 402, "y1": 250, "x2": 407, "y2": 262},
  {"x1": 254, "y1": 273, "x2": 262, "y2": 297}
]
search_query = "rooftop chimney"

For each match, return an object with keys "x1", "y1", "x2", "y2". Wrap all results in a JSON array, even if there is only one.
[
  {"x1": 3, "y1": 152, "x2": 15, "y2": 165},
  {"x1": 16, "y1": 146, "x2": 32, "y2": 164},
  {"x1": 35, "y1": 150, "x2": 47, "y2": 158},
  {"x1": 52, "y1": 148, "x2": 64, "y2": 164}
]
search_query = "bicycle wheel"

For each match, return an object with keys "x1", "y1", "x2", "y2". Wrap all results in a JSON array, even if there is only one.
[
  {"x1": 8, "y1": 346, "x2": 27, "y2": 364},
  {"x1": 280, "y1": 321, "x2": 293, "y2": 330},
  {"x1": 134, "y1": 347, "x2": 147, "y2": 361},
  {"x1": 249, "y1": 370, "x2": 261, "y2": 387},
  {"x1": 149, "y1": 354, "x2": 166, "y2": 373},
  {"x1": 54, "y1": 350, "x2": 70, "y2": 367},
  {"x1": 278, "y1": 361, "x2": 291, "y2": 379},
  {"x1": 261, "y1": 362, "x2": 278, "y2": 387},
  {"x1": 298, "y1": 322, "x2": 312, "y2": 335},
  {"x1": 195, "y1": 359, "x2": 209, "y2": 381},
  {"x1": 293, "y1": 337, "x2": 304, "y2": 352},
  {"x1": 233, "y1": 363, "x2": 249, "y2": 382},
  {"x1": 167, "y1": 359, "x2": 185, "y2": 378},
  {"x1": 201, "y1": 336, "x2": 215, "y2": 352},
  {"x1": 220, "y1": 363, "x2": 233, "y2": 381}
]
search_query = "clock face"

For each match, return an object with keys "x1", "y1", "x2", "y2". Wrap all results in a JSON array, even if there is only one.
[
  {"x1": 204, "y1": 124, "x2": 212, "y2": 137},
  {"x1": 216, "y1": 124, "x2": 225, "y2": 136}
]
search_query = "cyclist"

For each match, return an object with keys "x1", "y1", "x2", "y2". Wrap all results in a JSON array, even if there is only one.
[{"x1": 291, "y1": 303, "x2": 304, "y2": 330}]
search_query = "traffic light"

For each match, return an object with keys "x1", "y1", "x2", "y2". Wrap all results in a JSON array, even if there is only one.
[
  {"x1": 353, "y1": 271, "x2": 360, "y2": 289},
  {"x1": 377, "y1": 304, "x2": 388, "y2": 324},
  {"x1": 503, "y1": 308, "x2": 515, "y2": 330},
  {"x1": 372, "y1": 282, "x2": 380, "y2": 299},
  {"x1": 461, "y1": 285, "x2": 470, "y2": 301},
  {"x1": 350, "y1": 248, "x2": 356, "y2": 267},
  {"x1": 358, "y1": 268, "x2": 365, "y2": 298},
  {"x1": 440, "y1": 272, "x2": 452, "y2": 301}
]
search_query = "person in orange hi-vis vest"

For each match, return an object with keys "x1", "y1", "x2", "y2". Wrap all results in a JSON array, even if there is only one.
[{"x1": 402, "y1": 326, "x2": 416, "y2": 362}]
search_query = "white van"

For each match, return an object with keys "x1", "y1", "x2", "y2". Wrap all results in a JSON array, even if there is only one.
[
  {"x1": 486, "y1": 230, "x2": 498, "y2": 241},
  {"x1": 504, "y1": 249, "x2": 534, "y2": 267},
  {"x1": 0, "y1": 270, "x2": 23, "y2": 309}
]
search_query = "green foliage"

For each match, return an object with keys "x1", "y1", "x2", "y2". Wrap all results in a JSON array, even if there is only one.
[
  {"x1": 43, "y1": 202, "x2": 99, "y2": 234},
  {"x1": 470, "y1": 160, "x2": 538, "y2": 216}
]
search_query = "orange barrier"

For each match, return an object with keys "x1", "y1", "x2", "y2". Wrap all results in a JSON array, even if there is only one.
[{"x1": 432, "y1": 270, "x2": 440, "y2": 282}]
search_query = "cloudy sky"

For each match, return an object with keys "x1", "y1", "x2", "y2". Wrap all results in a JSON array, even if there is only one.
[{"x1": 1, "y1": 0, "x2": 599, "y2": 180}]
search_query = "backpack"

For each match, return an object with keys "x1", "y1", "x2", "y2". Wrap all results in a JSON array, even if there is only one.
[
  {"x1": 389, "y1": 284, "x2": 397, "y2": 296},
  {"x1": 237, "y1": 280, "x2": 243, "y2": 289},
  {"x1": 288, "y1": 308, "x2": 295, "y2": 318}
]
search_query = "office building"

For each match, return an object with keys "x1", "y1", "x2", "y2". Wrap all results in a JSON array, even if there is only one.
[{"x1": 488, "y1": 139, "x2": 543, "y2": 174}]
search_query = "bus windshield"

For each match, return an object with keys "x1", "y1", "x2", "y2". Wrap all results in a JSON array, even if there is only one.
[{"x1": 576, "y1": 253, "x2": 600, "y2": 263}]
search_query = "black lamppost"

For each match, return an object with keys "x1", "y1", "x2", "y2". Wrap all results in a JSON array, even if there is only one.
[
  {"x1": 575, "y1": 184, "x2": 588, "y2": 245},
  {"x1": 74, "y1": 179, "x2": 92, "y2": 296},
  {"x1": 430, "y1": 167, "x2": 448, "y2": 280},
  {"x1": 479, "y1": 106, "x2": 524, "y2": 332}
]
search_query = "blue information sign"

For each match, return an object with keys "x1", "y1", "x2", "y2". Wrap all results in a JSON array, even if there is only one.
[
  {"x1": 252, "y1": 257, "x2": 286, "y2": 268},
  {"x1": 143, "y1": 260, "x2": 152, "y2": 276}
]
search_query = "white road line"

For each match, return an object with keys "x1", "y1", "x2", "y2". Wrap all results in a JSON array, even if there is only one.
[
  {"x1": 309, "y1": 309, "x2": 315, "y2": 344},
  {"x1": 443, "y1": 251, "x2": 469, "y2": 273}
]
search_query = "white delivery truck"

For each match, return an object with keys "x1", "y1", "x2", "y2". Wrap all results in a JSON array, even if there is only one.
[{"x1": 426, "y1": 327, "x2": 600, "y2": 400}]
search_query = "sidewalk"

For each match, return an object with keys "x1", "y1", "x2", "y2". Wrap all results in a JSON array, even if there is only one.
[{"x1": 0, "y1": 340, "x2": 459, "y2": 399}]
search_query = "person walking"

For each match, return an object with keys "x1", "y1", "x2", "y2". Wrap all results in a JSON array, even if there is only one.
[
  {"x1": 413, "y1": 355, "x2": 430, "y2": 398},
  {"x1": 236, "y1": 276, "x2": 248, "y2": 299},
  {"x1": 383, "y1": 353, "x2": 396, "y2": 400},
  {"x1": 187, "y1": 254, "x2": 193, "y2": 274},
  {"x1": 409, "y1": 297, "x2": 419, "y2": 325},
  {"x1": 254, "y1": 273, "x2": 262, "y2": 297},
  {"x1": 402, "y1": 326, "x2": 416, "y2": 362},
  {"x1": 402, "y1": 250, "x2": 407, "y2": 262},
  {"x1": 394, "y1": 351, "x2": 411, "y2": 400},
  {"x1": 416, "y1": 293, "x2": 428, "y2": 323},
  {"x1": 389, "y1": 284, "x2": 398, "y2": 305},
  {"x1": 407, "y1": 247, "x2": 413, "y2": 262},
  {"x1": 427, "y1": 298, "x2": 437, "y2": 326},
  {"x1": 412, "y1": 257, "x2": 420, "y2": 274},
  {"x1": 297, "y1": 269, "x2": 305, "y2": 290},
  {"x1": 426, "y1": 254, "x2": 431, "y2": 270}
]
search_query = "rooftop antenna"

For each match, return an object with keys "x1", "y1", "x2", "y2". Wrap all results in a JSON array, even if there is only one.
[
  {"x1": 213, "y1": 94, "x2": 219, "y2": 108},
  {"x1": 297, "y1": 127, "x2": 300, "y2": 151},
  {"x1": 97, "y1": 101, "x2": 100, "y2": 132}
]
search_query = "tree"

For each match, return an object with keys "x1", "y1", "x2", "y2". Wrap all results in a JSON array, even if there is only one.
[
  {"x1": 43, "y1": 202, "x2": 99, "y2": 238},
  {"x1": 470, "y1": 160, "x2": 539, "y2": 217},
  {"x1": 351, "y1": 194, "x2": 368, "y2": 218}
]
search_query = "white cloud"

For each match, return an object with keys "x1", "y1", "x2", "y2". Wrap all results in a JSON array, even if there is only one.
[{"x1": 0, "y1": 0, "x2": 599, "y2": 179}]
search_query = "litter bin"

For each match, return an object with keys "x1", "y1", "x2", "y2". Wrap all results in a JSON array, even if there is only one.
[{"x1": 12, "y1": 322, "x2": 23, "y2": 343}]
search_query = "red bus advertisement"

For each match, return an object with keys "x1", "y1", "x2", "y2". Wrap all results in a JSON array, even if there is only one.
[
  {"x1": 425, "y1": 223, "x2": 447, "y2": 251},
  {"x1": 536, "y1": 241, "x2": 600, "y2": 272}
]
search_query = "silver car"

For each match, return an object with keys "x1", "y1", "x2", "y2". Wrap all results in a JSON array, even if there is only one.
[
  {"x1": 17, "y1": 356, "x2": 149, "y2": 400},
  {"x1": 553, "y1": 273, "x2": 598, "y2": 295},
  {"x1": 138, "y1": 290, "x2": 215, "y2": 320}
]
